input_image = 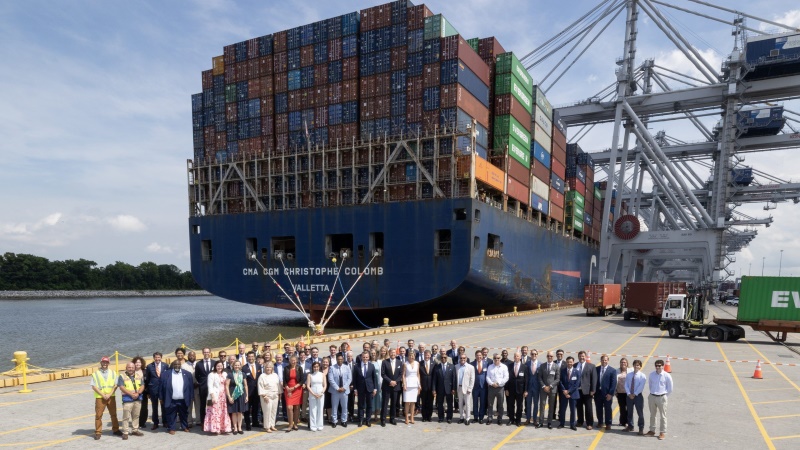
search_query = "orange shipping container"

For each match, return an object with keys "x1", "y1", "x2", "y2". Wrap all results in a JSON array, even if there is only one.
[
  {"x1": 475, "y1": 156, "x2": 505, "y2": 191},
  {"x1": 583, "y1": 284, "x2": 622, "y2": 315}
]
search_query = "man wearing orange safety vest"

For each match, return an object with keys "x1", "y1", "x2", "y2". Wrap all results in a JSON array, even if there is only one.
[{"x1": 91, "y1": 356, "x2": 122, "y2": 440}]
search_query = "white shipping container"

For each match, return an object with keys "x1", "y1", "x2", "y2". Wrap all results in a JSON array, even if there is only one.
[
  {"x1": 533, "y1": 122, "x2": 552, "y2": 151},
  {"x1": 534, "y1": 106, "x2": 553, "y2": 137},
  {"x1": 531, "y1": 175, "x2": 550, "y2": 199}
]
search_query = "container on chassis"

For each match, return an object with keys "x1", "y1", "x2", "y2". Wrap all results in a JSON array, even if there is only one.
[
  {"x1": 583, "y1": 284, "x2": 621, "y2": 316},
  {"x1": 624, "y1": 282, "x2": 687, "y2": 326}
]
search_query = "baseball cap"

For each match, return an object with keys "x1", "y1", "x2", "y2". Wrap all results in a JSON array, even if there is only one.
[{"x1": 100, "y1": 356, "x2": 110, "y2": 363}]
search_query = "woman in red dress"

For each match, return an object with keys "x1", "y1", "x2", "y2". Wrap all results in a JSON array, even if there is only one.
[{"x1": 283, "y1": 355, "x2": 304, "y2": 431}]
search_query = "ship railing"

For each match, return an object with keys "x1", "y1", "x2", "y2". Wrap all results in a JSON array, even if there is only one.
[{"x1": 435, "y1": 242, "x2": 451, "y2": 257}]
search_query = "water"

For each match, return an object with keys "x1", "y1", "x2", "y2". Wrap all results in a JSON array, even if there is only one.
[{"x1": 0, "y1": 296, "x2": 348, "y2": 371}]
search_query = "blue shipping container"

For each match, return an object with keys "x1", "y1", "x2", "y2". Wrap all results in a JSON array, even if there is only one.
[
  {"x1": 406, "y1": 163, "x2": 417, "y2": 181},
  {"x1": 237, "y1": 101, "x2": 249, "y2": 120},
  {"x1": 249, "y1": 117, "x2": 260, "y2": 137},
  {"x1": 288, "y1": 111, "x2": 302, "y2": 132},
  {"x1": 391, "y1": 115, "x2": 407, "y2": 135},
  {"x1": 455, "y1": 61, "x2": 489, "y2": 108},
  {"x1": 236, "y1": 81, "x2": 248, "y2": 101},
  {"x1": 391, "y1": 93, "x2": 407, "y2": 116},
  {"x1": 533, "y1": 141, "x2": 551, "y2": 169},
  {"x1": 301, "y1": 66, "x2": 315, "y2": 89},
  {"x1": 328, "y1": 60, "x2": 343, "y2": 83},
  {"x1": 407, "y1": 52, "x2": 423, "y2": 76},
  {"x1": 423, "y1": 87, "x2": 440, "y2": 111},
  {"x1": 391, "y1": 24, "x2": 406, "y2": 48},
  {"x1": 531, "y1": 193, "x2": 550, "y2": 215},
  {"x1": 327, "y1": 16, "x2": 342, "y2": 40},
  {"x1": 408, "y1": 29, "x2": 424, "y2": 53},
  {"x1": 343, "y1": 35, "x2": 358, "y2": 58},
  {"x1": 423, "y1": 40, "x2": 441, "y2": 65},
  {"x1": 248, "y1": 99, "x2": 261, "y2": 118},
  {"x1": 287, "y1": 27, "x2": 301, "y2": 49},
  {"x1": 258, "y1": 35, "x2": 273, "y2": 56},
  {"x1": 301, "y1": 109, "x2": 315, "y2": 129},
  {"x1": 314, "y1": 42, "x2": 328, "y2": 65},
  {"x1": 342, "y1": 12, "x2": 360, "y2": 36},
  {"x1": 391, "y1": 70, "x2": 406, "y2": 93},
  {"x1": 275, "y1": 93, "x2": 288, "y2": 114},
  {"x1": 551, "y1": 173, "x2": 565, "y2": 194},
  {"x1": 192, "y1": 93, "x2": 203, "y2": 112},
  {"x1": 342, "y1": 101, "x2": 358, "y2": 123},
  {"x1": 328, "y1": 104, "x2": 343, "y2": 125},
  {"x1": 288, "y1": 70, "x2": 302, "y2": 91},
  {"x1": 288, "y1": 48, "x2": 301, "y2": 70}
]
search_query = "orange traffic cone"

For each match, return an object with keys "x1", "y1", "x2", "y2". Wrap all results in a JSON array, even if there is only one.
[
  {"x1": 752, "y1": 360, "x2": 763, "y2": 379},
  {"x1": 664, "y1": 355, "x2": 672, "y2": 373},
  {"x1": 586, "y1": 351, "x2": 592, "y2": 363}
]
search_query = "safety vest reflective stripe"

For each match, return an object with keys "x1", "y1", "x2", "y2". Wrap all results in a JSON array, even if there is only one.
[{"x1": 93, "y1": 370, "x2": 117, "y2": 398}]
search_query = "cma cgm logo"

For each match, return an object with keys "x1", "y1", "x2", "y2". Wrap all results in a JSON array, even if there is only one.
[{"x1": 771, "y1": 291, "x2": 800, "y2": 308}]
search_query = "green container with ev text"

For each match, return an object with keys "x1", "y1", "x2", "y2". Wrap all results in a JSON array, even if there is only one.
[
  {"x1": 738, "y1": 276, "x2": 800, "y2": 322},
  {"x1": 496, "y1": 52, "x2": 533, "y2": 94},
  {"x1": 495, "y1": 73, "x2": 534, "y2": 115},
  {"x1": 493, "y1": 115, "x2": 531, "y2": 164},
  {"x1": 567, "y1": 190, "x2": 585, "y2": 208}
]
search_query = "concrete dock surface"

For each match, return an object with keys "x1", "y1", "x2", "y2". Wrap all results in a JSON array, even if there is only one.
[{"x1": 1, "y1": 305, "x2": 798, "y2": 449}]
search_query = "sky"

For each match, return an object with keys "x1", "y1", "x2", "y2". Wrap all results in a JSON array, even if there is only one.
[{"x1": 0, "y1": 0, "x2": 798, "y2": 276}]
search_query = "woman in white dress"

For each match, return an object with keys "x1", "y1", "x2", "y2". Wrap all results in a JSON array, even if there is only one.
[
  {"x1": 257, "y1": 362, "x2": 281, "y2": 433},
  {"x1": 305, "y1": 361, "x2": 327, "y2": 431},
  {"x1": 402, "y1": 349, "x2": 420, "y2": 425}
]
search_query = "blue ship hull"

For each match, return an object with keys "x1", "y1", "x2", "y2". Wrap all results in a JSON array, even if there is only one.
[{"x1": 189, "y1": 198, "x2": 597, "y2": 326}]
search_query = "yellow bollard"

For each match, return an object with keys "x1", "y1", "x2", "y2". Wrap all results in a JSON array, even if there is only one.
[
  {"x1": 513, "y1": 306, "x2": 518, "y2": 313},
  {"x1": 481, "y1": 309, "x2": 485, "y2": 317},
  {"x1": 433, "y1": 313, "x2": 438, "y2": 323},
  {"x1": 382, "y1": 318, "x2": 390, "y2": 327},
  {"x1": 114, "y1": 351, "x2": 120, "y2": 375},
  {"x1": 235, "y1": 337, "x2": 240, "y2": 349},
  {"x1": 181, "y1": 343, "x2": 187, "y2": 349},
  {"x1": 278, "y1": 334, "x2": 283, "y2": 350},
  {"x1": 538, "y1": 304, "x2": 542, "y2": 310},
  {"x1": 13, "y1": 352, "x2": 32, "y2": 393}
]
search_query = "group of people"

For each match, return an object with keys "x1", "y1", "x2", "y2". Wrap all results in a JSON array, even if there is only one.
[{"x1": 91, "y1": 338, "x2": 673, "y2": 441}]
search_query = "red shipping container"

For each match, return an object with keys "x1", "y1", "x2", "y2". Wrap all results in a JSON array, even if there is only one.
[
  {"x1": 584, "y1": 284, "x2": 622, "y2": 311},
  {"x1": 342, "y1": 80, "x2": 359, "y2": 102},
  {"x1": 360, "y1": 75, "x2": 374, "y2": 98},
  {"x1": 274, "y1": 113, "x2": 288, "y2": 134},
  {"x1": 247, "y1": 59, "x2": 261, "y2": 79},
  {"x1": 262, "y1": 75, "x2": 274, "y2": 97},
  {"x1": 551, "y1": 158, "x2": 565, "y2": 179},
  {"x1": 456, "y1": 85, "x2": 489, "y2": 127},
  {"x1": 494, "y1": 94, "x2": 531, "y2": 132},
  {"x1": 315, "y1": 64, "x2": 328, "y2": 86},
  {"x1": 441, "y1": 36, "x2": 491, "y2": 85},
  {"x1": 376, "y1": 73, "x2": 390, "y2": 96},
  {"x1": 215, "y1": 132, "x2": 226, "y2": 151},
  {"x1": 550, "y1": 188, "x2": 564, "y2": 208},
  {"x1": 328, "y1": 124, "x2": 343, "y2": 146},
  {"x1": 423, "y1": 63, "x2": 440, "y2": 87},
  {"x1": 224, "y1": 44, "x2": 236, "y2": 65},
  {"x1": 532, "y1": 161, "x2": 550, "y2": 183},
  {"x1": 301, "y1": 45, "x2": 314, "y2": 67},
  {"x1": 440, "y1": 83, "x2": 457, "y2": 108},
  {"x1": 258, "y1": 55, "x2": 273, "y2": 75},
  {"x1": 391, "y1": 47, "x2": 407, "y2": 70},
  {"x1": 552, "y1": 128, "x2": 567, "y2": 151},
  {"x1": 226, "y1": 104, "x2": 237, "y2": 122},
  {"x1": 260, "y1": 96, "x2": 274, "y2": 115},
  {"x1": 261, "y1": 115, "x2": 274, "y2": 136},
  {"x1": 407, "y1": 98, "x2": 422, "y2": 123},
  {"x1": 273, "y1": 31, "x2": 287, "y2": 53},
  {"x1": 328, "y1": 38, "x2": 342, "y2": 61},
  {"x1": 407, "y1": 76, "x2": 423, "y2": 99},
  {"x1": 408, "y1": 4, "x2": 433, "y2": 30},
  {"x1": 247, "y1": 38, "x2": 259, "y2": 59},
  {"x1": 342, "y1": 123, "x2": 358, "y2": 142},
  {"x1": 343, "y1": 57, "x2": 359, "y2": 80},
  {"x1": 360, "y1": 98, "x2": 375, "y2": 120},
  {"x1": 328, "y1": 82, "x2": 342, "y2": 104},
  {"x1": 507, "y1": 176, "x2": 529, "y2": 204},
  {"x1": 422, "y1": 110, "x2": 439, "y2": 133},
  {"x1": 508, "y1": 157, "x2": 530, "y2": 186},
  {"x1": 288, "y1": 92, "x2": 302, "y2": 111},
  {"x1": 276, "y1": 133, "x2": 288, "y2": 152},
  {"x1": 314, "y1": 85, "x2": 328, "y2": 106},
  {"x1": 478, "y1": 37, "x2": 506, "y2": 61},
  {"x1": 567, "y1": 178, "x2": 586, "y2": 196},
  {"x1": 273, "y1": 52, "x2": 288, "y2": 73},
  {"x1": 202, "y1": 70, "x2": 213, "y2": 90},
  {"x1": 375, "y1": 95, "x2": 391, "y2": 118},
  {"x1": 316, "y1": 106, "x2": 328, "y2": 128},
  {"x1": 550, "y1": 203, "x2": 564, "y2": 223},
  {"x1": 224, "y1": 64, "x2": 236, "y2": 84},
  {"x1": 236, "y1": 61, "x2": 249, "y2": 82}
]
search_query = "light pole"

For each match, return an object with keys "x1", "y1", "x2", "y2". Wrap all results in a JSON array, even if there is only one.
[
  {"x1": 779, "y1": 250, "x2": 783, "y2": 277},
  {"x1": 762, "y1": 257, "x2": 765, "y2": 276},
  {"x1": 749, "y1": 263, "x2": 752, "y2": 276}
]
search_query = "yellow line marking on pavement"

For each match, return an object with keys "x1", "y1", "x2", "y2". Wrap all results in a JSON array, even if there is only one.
[
  {"x1": 752, "y1": 399, "x2": 800, "y2": 405},
  {"x1": 24, "y1": 435, "x2": 84, "y2": 450},
  {"x1": 465, "y1": 316, "x2": 580, "y2": 346},
  {"x1": 523, "y1": 320, "x2": 606, "y2": 349},
  {"x1": 749, "y1": 387, "x2": 797, "y2": 392},
  {"x1": 718, "y1": 343, "x2": 775, "y2": 450},
  {"x1": 0, "y1": 391, "x2": 83, "y2": 407},
  {"x1": 546, "y1": 323, "x2": 615, "y2": 351},
  {"x1": 744, "y1": 340, "x2": 800, "y2": 393},
  {"x1": 0, "y1": 380, "x2": 86, "y2": 395},
  {"x1": 211, "y1": 428, "x2": 321, "y2": 449},
  {"x1": 308, "y1": 425, "x2": 368, "y2": 450},
  {"x1": 588, "y1": 328, "x2": 662, "y2": 450},
  {"x1": 0, "y1": 414, "x2": 93, "y2": 436},
  {"x1": 510, "y1": 432, "x2": 595, "y2": 443},
  {"x1": 760, "y1": 414, "x2": 800, "y2": 420},
  {"x1": 772, "y1": 434, "x2": 800, "y2": 441},
  {"x1": 0, "y1": 441, "x2": 65, "y2": 447},
  {"x1": 491, "y1": 426, "x2": 524, "y2": 450}
]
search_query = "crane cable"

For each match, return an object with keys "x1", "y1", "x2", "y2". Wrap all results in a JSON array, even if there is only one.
[
  {"x1": 319, "y1": 255, "x2": 347, "y2": 326},
  {"x1": 248, "y1": 254, "x2": 313, "y2": 324},
  {"x1": 320, "y1": 253, "x2": 378, "y2": 329}
]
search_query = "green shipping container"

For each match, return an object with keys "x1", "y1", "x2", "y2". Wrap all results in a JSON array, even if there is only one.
[
  {"x1": 225, "y1": 84, "x2": 236, "y2": 103},
  {"x1": 495, "y1": 52, "x2": 534, "y2": 94},
  {"x1": 494, "y1": 114, "x2": 531, "y2": 147},
  {"x1": 594, "y1": 187, "x2": 602, "y2": 200},
  {"x1": 566, "y1": 205, "x2": 584, "y2": 220},
  {"x1": 495, "y1": 74, "x2": 533, "y2": 114},
  {"x1": 493, "y1": 133, "x2": 530, "y2": 168},
  {"x1": 566, "y1": 214, "x2": 584, "y2": 231},
  {"x1": 532, "y1": 85, "x2": 553, "y2": 120},
  {"x1": 567, "y1": 191, "x2": 585, "y2": 208},
  {"x1": 467, "y1": 37, "x2": 479, "y2": 52},
  {"x1": 738, "y1": 276, "x2": 800, "y2": 322},
  {"x1": 424, "y1": 14, "x2": 459, "y2": 41}
]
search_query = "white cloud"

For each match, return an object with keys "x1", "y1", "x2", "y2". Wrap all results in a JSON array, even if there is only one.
[
  {"x1": 0, "y1": 212, "x2": 62, "y2": 236},
  {"x1": 760, "y1": 9, "x2": 800, "y2": 31},
  {"x1": 146, "y1": 242, "x2": 173, "y2": 254},
  {"x1": 107, "y1": 215, "x2": 147, "y2": 232},
  {"x1": 657, "y1": 47, "x2": 722, "y2": 84}
]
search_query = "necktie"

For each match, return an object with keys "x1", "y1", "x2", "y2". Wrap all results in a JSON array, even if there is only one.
[
  {"x1": 362, "y1": 364, "x2": 366, "y2": 378},
  {"x1": 568, "y1": 368, "x2": 572, "y2": 380},
  {"x1": 629, "y1": 373, "x2": 635, "y2": 394},
  {"x1": 156, "y1": 364, "x2": 161, "y2": 377},
  {"x1": 601, "y1": 367, "x2": 605, "y2": 380},
  {"x1": 390, "y1": 362, "x2": 394, "y2": 376},
  {"x1": 478, "y1": 362, "x2": 482, "y2": 374},
  {"x1": 206, "y1": 361, "x2": 210, "y2": 373},
  {"x1": 426, "y1": 361, "x2": 429, "y2": 373},
  {"x1": 515, "y1": 363, "x2": 519, "y2": 376},
  {"x1": 251, "y1": 364, "x2": 256, "y2": 378}
]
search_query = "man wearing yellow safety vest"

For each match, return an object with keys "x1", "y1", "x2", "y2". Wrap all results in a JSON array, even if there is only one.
[
  {"x1": 117, "y1": 362, "x2": 145, "y2": 439},
  {"x1": 90, "y1": 356, "x2": 122, "y2": 440}
]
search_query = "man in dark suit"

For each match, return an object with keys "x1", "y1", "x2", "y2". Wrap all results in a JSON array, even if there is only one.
[
  {"x1": 242, "y1": 351, "x2": 262, "y2": 430},
  {"x1": 419, "y1": 350, "x2": 435, "y2": 422},
  {"x1": 433, "y1": 351, "x2": 457, "y2": 423},
  {"x1": 194, "y1": 348, "x2": 214, "y2": 425},
  {"x1": 380, "y1": 348, "x2": 403, "y2": 426},
  {"x1": 524, "y1": 350, "x2": 542, "y2": 425},
  {"x1": 575, "y1": 351, "x2": 597, "y2": 429},
  {"x1": 471, "y1": 350, "x2": 488, "y2": 424},
  {"x1": 352, "y1": 350, "x2": 377, "y2": 427},
  {"x1": 217, "y1": 351, "x2": 228, "y2": 369},
  {"x1": 159, "y1": 360, "x2": 194, "y2": 434},
  {"x1": 554, "y1": 349, "x2": 565, "y2": 426},
  {"x1": 505, "y1": 352, "x2": 528, "y2": 426},
  {"x1": 594, "y1": 354, "x2": 617, "y2": 431},
  {"x1": 143, "y1": 352, "x2": 169, "y2": 430},
  {"x1": 446, "y1": 340, "x2": 458, "y2": 363},
  {"x1": 537, "y1": 351, "x2": 560, "y2": 429},
  {"x1": 558, "y1": 357, "x2": 581, "y2": 430}
]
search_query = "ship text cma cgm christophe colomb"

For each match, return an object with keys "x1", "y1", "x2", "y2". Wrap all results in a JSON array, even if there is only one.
[{"x1": 187, "y1": 1, "x2": 601, "y2": 327}]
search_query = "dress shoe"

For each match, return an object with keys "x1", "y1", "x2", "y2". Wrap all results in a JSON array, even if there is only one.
[
  {"x1": 587, "y1": 426, "x2": 593, "y2": 430},
  {"x1": 366, "y1": 421, "x2": 372, "y2": 427},
  {"x1": 113, "y1": 430, "x2": 123, "y2": 436},
  {"x1": 183, "y1": 428, "x2": 190, "y2": 432},
  {"x1": 465, "y1": 420, "x2": 470, "y2": 426},
  {"x1": 447, "y1": 419, "x2": 452, "y2": 424},
  {"x1": 577, "y1": 422, "x2": 584, "y2": 427},
  {"x1": 646, "y1": 431, "x2": 656, "y2": 436},
  {"x1": 558, "y1": 425, "x2": 565, "y2": 429},
  {"x1": 122, "y1": 435, "x2": 128, "y2": 440},
  {"x1": 132, "y1": 431, "x2": 144, "y2": 437},
  {"x1": 624, "y1": 426, "x2": 634, "y2": 432},
  {"x1": 151, "y1": 425, "x2": 158, "y2": 431},
  {"x1": 548, "y1": 424, "x2": 553, "y2": 429},
  {"x1": 658, "y1": 433, "x2": 665, "y2": 440},
  {"x1": 94, "y1": 435, "x2": 100, "y2": 440},
  {"x1": 438, "y1": 419, "x2": 444, "y2": 423},
  {"x1": 479, "y1": 419, "x2": 483, "y2": 424},
  {"x1": 525, "y1": 418, "x2": 531, "y2": 425},
  {"x1": 246, "y1": 425, "x2": 252, "y2": 431},
  {"x1": 497, "y1": 419, "x2": 502, "y2": 425},
  {"x1": 638, "y1": 430, "x2": 644, "y2": 436},
  {"x1": 506, "y1": 420, "x2": 512, "y2": 426},
  {"x1": 341, "y1": 422, "x2": 347, "y2": 428},
  {"x1": 391, "y1": 419, "x2": 397, "y2": 425},
  {"x1": 571, "y1": 426, "x2": 577, "y2": 431},
  {"x1": 358, "y1": 420, "x2": 363, "y2": 427},
  {"x1": 331, "y1": 422, "x2": 337, "y2": 428},
  {"x1": 380, "y1": 422, "x2": 386, "y2": 427},
  {"x1": 605, "y1": 425, "x2": 611, "y2": 431},
  {"x1": 168, "y1": 430, "x2": 175, "y2": 435},
  {"x1": 458, "y1": 418, "x2": 464, "y2": 424}
]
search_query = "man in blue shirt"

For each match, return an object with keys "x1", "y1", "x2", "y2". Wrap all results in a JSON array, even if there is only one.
[{"x1": 624, "y1": 359, "x2": 647, "y2": 435}]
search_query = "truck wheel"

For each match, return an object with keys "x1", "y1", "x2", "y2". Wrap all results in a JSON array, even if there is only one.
[
  {"x1": 586, "y1": 310, "x2": 592, "y2": 316},
  {"x1": 668, "y1": 324, "x2": 681, "y2": 339},
  {"x1": 647, "y1": 316, "x2": 659, "y2": 327},
  {"x1": 707, "y1": 327, "x2": 724, "y2": 342},
  {"x1": 623, "y1": 311, "x2": 632, "y2": 321}
]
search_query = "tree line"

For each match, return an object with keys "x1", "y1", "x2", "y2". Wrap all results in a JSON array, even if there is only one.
[{"x1": 0, "y1": 253, "x2": 200, "y2": 290}]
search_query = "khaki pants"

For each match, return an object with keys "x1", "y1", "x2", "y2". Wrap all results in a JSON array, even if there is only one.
[
  {"x1": 192, "y1": 390, "x2": 201, "y2": 424},
  {"x1": 261, "y1": 396, "x2": 279, "y2": 429},
  {"x1": 648, "y1": 394, "x2": 668, "y2": 433},
  {"x1": 94, "y1": 397, "x2": 120, "y2": 435},
  {"x1": 121, "y1": 401, "x2": 141, "y2": 434},
  {"x1": 457, "y1": 390, "x2": 472, "y2": 420}
]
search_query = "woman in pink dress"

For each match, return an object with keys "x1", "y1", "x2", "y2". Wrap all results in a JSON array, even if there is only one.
[{"x1": 203, "y1": 361, "x2": 231, "y2": 435}]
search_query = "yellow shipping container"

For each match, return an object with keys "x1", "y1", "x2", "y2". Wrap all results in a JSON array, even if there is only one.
[{"x1": 212, "y1": 56, "x2": 225, "y2": 76}]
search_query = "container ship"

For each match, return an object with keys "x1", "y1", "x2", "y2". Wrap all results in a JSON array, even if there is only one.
[{"x1": 187, "y1": 1, "x2": 602, "y2": 327}]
